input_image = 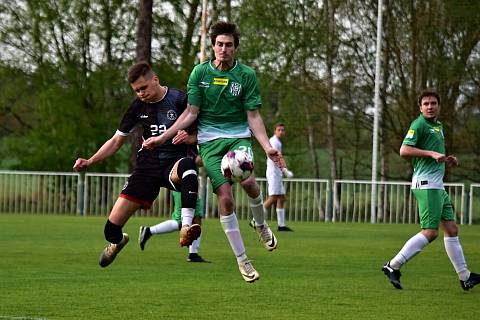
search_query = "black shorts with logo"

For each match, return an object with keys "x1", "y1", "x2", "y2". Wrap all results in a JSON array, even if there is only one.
[{"x1": 119, "y1": 161, "x2": 179, "y2": 209}]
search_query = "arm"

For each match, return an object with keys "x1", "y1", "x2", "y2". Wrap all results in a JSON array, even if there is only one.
[
  {"x1": 400, "y1": 145, "x2": 458, "y2": 167},
  {"x1": 247, "y1": 109, "x2": 272, "y2": 152},
  {"x1": 73, "y1": 134, "x2": 127, "y2": 171},
  {"x1": 247, "y1": 109, "x2": 285, "y2": 168},
  {"x1": 399, "y1": 145, "x2": 447, "y2": 162},
  {"x1": 142, "y1": 105, "x2": 199, "y2": 150},
  {"x1": 172, "y1": 129, "x2": 198, "y2": 145}
]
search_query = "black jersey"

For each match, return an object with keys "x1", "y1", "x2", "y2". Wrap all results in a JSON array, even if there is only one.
[{"x1": 117, "y1": 87, "x2": 190, "y2": 170}]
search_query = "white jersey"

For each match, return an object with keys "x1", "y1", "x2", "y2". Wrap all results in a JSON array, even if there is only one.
[
  {"x1": 266, "y1": 135, "x2": 282, "y2": 176},
  {"x1": 266, "y1": 135, "x2": 285, "y2": 195}
]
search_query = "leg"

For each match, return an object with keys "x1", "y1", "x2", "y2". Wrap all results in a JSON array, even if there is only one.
[
  {"x1": 187, "y1": 217, "x2": 207, "y2": 262},
  {"x1": 439, "y1": 191, "x2": 480, "y2": 290},
  {"x1": 139, "y1": 219, "x2": 179, "y2": 251},
  {"x1": 382, "y1": 189, "x2": 440, "y2": 289},
  {"x1": 241, "y1": 175, "x2": 278, "y2": 251},
  {"x1": 442, "y1": 220, "x2": 471, "y2": 281},
  {"x1": 241, "y1": 174, "x2": 266, "y2": 225},
  {"x1": 263, "y1": 195, "x2": 277, "y2": 210},
  {"x1": 99, "y1": 197, "x2": 140, "y2": 267},
  {"x1": 216, "y1": 183, "x2": 259, "y2": 282},
  {"x1": 187, "y1": 197, "x2": 208, "y2": 262},
  {"x1": 171, "y1": 158, "x2": 201, "y2": 246},
  {"x1": 275, "y1": 195, "x2": 292, "y2": 231}
]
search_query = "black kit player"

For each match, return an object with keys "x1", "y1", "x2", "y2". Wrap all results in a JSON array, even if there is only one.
[{"x1": 73, "y1": 61, "x2": 201, "y2": 267}]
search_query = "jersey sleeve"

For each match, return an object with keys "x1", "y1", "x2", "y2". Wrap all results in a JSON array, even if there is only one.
[
  {"x1": 187, "y1": 65, "x2": 203, "y2": 108},
  {"x1": 116, "y1": 100, "x2": 139, "y2": 136},
  {"x1": 402, "y1": 120, "x2": 422, "y2": 146},
  {"x1": 242, "y1": 69, "x2": 262, "y2": 111}
]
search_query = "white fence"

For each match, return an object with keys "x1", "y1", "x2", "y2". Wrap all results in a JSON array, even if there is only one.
[
  {"x1": 333, "y1": 180, "x2": 465, "y2": 224},
  {"x1": 0, "y1": 170, "x2": 475, "y2": 224}
]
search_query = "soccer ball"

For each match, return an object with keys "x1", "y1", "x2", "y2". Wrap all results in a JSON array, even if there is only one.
[{"x1": 221, "y1": 149, "x2": 254, "y2": 182}]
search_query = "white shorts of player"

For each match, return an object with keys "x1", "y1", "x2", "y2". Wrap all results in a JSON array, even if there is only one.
[{"x1": 267, "y1": 171, "x2": 285, "y2": 196}]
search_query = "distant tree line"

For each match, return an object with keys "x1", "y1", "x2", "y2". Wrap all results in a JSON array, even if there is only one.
[{"x1": 1, "y1": 0, "x2": 479, "y2": 182}]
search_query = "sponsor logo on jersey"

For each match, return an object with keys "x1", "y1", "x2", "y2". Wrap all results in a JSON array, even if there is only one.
[
  {"x1": 230, "y1": 82, "x2": 242, "y2": 96},
  {"x1": 430, "y1": 127, "x2": 443, "y2": 136},
  {"x1": 140, "y1": 114, "x2": 148, "y2": 119},
  {"x1": 406, "y1": 129, "x2": 415, "y2": 139},
  {"x1": 199, "y1": 81, "x2": 210, "y2": 88},
  {"x1": 167, "y1": 110, "x2": 177, "y2": 121},
  {"x1": 213, "y1": 78, "x2": 229, "y2": 86}
]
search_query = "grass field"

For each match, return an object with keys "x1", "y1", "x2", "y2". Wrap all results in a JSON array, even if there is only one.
[{"x1": 0, "y1": 214, "x2": 479, "y2": 320}]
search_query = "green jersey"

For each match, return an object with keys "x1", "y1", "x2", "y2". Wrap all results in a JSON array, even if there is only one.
[
  {"x1": 187, "y1": 59, "x2": 262, "y2": 144},
  {"x1": 402, "y1": 115, "x2": 445, "y2": 189}
]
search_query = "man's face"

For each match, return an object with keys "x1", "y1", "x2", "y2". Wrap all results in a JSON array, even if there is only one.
[
  {"x1": 419, "y1": 96, "x2": 440, "y2": 120},
  {"x1": 130, "y1": 74, "x2": 159, "y2": 102},
  {"x1": 275, "y1": 126, "x2": 285, "y2": 138},
  {"x1": 213, "y1": 34, "x2": 236, "y2": 64}
]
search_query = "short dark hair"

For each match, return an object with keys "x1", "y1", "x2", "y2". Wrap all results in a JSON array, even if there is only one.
[
  {"x1": 127, "y1": 61, "x2": 153, "y2": 83},
  {"x1": 210, "y1": 21, "x2": 240, "y2": 48},
  {"x1": 274, "y1": 123, "x2": 285, "y2": 129},
  {"x1": 418, "y1": 89, "x2": 440, "y2": 106}
]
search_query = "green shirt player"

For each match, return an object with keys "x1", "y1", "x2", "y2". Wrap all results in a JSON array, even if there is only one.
[
  {"x1": 382, "y1": 89, "x2": 480, "y2": 291},
  {"x1": 138, "y1": 191, "x2": 207, "y2": 262},
  {"x1": 143, "y1": 21, "x2": 286, "y2": 283}
]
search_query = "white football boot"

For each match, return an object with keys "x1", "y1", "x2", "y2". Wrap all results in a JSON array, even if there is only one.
[
  {"x1": 238, "y1": 259, "x2": 260, "y2": 283},
  {"x1": 255, "y1": 224, "x2": 277, "y2": 251}
]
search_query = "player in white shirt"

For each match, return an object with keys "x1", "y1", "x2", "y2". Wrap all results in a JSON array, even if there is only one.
[{"x1": 264, "y1": 123, "x2": 293, "y2": 231}]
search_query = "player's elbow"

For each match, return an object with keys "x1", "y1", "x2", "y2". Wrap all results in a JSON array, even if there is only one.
[{"x1": 399, "y1": 145, "x2": 409, "y2": 157}]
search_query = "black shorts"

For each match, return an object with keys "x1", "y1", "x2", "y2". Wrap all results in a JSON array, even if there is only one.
[{"x1": 119, "y1": 161, "x2": 180, "y2": 209}]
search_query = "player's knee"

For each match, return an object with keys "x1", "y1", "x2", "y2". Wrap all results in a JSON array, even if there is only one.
[
  {"x1": 104, "y1": 219, "x2": 123, "y2": 244},
  {"x1": 218, "y1": 194, "x2": 235, "y2": 213},
  {"x1": 422, "y1": 229, "x2": 438, "y2": 242},
  {"x1": 177, "y1": 157, "x2": 197, "y2": 179}
]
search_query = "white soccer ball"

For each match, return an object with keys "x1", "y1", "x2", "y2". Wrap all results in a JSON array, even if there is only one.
[{"x1": 221, "y1": 149, "x2": 254, "y2": 182}]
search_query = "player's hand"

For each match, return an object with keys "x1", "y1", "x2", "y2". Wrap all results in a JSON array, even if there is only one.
[
  {"x1": 73, "y1": 158, "x2": 90, "y2": 172},
  {"x1": 430, "y1": 151, "x2": 446, "y2": 162},
  {"x1": 266, "y1": 148, "x2": 286, "y2": 169},
  {"x1": 445, "y1": 155, "x2": 459, "y2": 167},
  {"x1": 172, "y1": 130, "x2": 191, "y2": 145},
  {"x1": 142, "y1": 136, "x2": 163, "y2": 150},
  {"x1": 282, "y1": 168, "x2": 294, "y2": 178}
]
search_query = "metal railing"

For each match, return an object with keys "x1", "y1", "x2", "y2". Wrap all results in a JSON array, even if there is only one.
[
  {"x1": 469, "y1": 183, "x2": 480, "y2": 224},
  {"x1": 204, "y1": 177, "x2": 330, "y2": 222},
  {"x1": 333, "y1": 180, "x2": 465, "y2": 224},
  {"x1": 0, "y1": 170, "x2": 474, "y2": 224},
  {"x1": 0, "y1": 170, "x2": 79, "y2": 215}
]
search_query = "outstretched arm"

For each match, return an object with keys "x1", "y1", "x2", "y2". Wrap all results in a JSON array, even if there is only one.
[
  {"x1": 73, "y1": 134, "x2": 127, "y2": 171},
  {"x1": 143, "y1": 105, "x2": 199, "y2": 150}
]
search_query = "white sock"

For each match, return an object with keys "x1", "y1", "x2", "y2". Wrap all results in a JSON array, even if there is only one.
[
  {"x1": 150, "y1": 220, "x2": 179, "y2": 234},
  {"x1": 220, "y1": 213, "x2": 247, "y2": 262},
  {"x1": 277, "y1": 208, "x2": 286, "y2": 227},
  {"x1": 189, "y1": 234, "x2": 202, "y2": 254},
  {"x1": 181, "y1": 208, "x2": 194, "y2": 226},
  {"x1": 390, "y1": 233, "x2": 429, "y2": 269},
  {"x1": 444, "y1": 236, "x2": 470, "y2": 281},
  {"x1": 248, "y1": 194, "x2": 266, "y2": 226}
]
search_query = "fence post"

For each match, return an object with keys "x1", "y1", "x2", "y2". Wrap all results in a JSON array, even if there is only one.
[
  {"x1": 464, "y1": 190, "x2": 470, "y2": 225},
  {"x1": 76, "y1": 172, "x2": 85, "y2": 216},
  {"x1": 325, "y1": 180, "x2": 333, "y2": 222}
]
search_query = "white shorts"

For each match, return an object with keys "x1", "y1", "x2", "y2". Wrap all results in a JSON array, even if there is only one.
[{"x1": 267, "y1": 175, "x2": 285, "y2": 196}]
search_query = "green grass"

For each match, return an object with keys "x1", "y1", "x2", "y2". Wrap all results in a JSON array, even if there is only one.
[{"x1": 0, "y1": 215, "x2": 479, "y2": 320}]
